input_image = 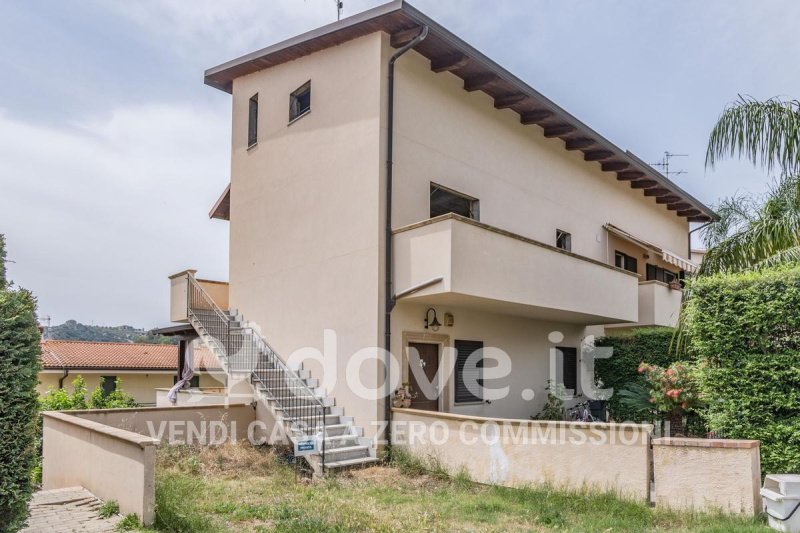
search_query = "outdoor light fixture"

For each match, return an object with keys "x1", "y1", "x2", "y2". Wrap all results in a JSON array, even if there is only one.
[{"x1": 424, "y1": 308, "x2": 441, "y2": 331}]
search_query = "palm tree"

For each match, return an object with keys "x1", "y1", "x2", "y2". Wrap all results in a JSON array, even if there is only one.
[
  {"x1": 707, "y1": 96, "x2": 800, "y2": 174},
  {"x1": 700, "y1": 174, "x2": 800, "y2": 274},
  {"x1": 700, "y1": 96, "x2": 800, "y2": 274}
]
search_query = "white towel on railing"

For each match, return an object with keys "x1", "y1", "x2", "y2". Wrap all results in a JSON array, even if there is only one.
[{"x1": 167, "y1": 342, "x2": 194, "y2": 404}]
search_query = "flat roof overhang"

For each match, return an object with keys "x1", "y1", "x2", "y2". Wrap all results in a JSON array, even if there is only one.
[{"x1": 204, "y1": 1, "x2": 717, "y2": 222}]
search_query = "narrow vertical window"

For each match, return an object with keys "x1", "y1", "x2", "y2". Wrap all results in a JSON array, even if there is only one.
[
  {"x1": 556, "y1": 229, "x2": 571, "y2": 251},
  {"x1": 248, "y1": 94, "x2": 258, "y2": 147},
  {"x1": 289, "y1": 81, "x2": 311, "y2": 122}
]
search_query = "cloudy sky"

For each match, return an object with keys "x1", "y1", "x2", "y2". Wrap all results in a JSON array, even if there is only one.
[{"x1": 1, "y1": 0, "x2": 798, "y2": 329}]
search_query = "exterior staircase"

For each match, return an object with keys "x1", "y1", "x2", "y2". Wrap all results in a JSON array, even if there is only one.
[{"x1": 184, "y1": 274, "x2": 378, "y2": 473}]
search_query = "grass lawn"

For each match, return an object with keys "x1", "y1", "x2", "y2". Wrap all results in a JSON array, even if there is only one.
[{"x1": 138, "y1": 445, "x2": 770, "y2": 533}]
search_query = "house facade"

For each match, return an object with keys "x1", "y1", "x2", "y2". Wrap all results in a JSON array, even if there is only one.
[
  {"x1": 168, "y1": 1, "x2": 715, "y2": 452},
  {"x1": 39, "y1": 340, "x2": 222, "y2": 406}
]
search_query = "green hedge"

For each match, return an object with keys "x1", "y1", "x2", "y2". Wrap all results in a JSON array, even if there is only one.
[
  {"x1": 686, "y1": 265, "x2": 800, "y2": 474},
  {"x1": 0, "y1": 236, "x2": 42, "y2": 532},
  {"x1": 594, "y1": 328, "x2": 683, "y2": 422}
]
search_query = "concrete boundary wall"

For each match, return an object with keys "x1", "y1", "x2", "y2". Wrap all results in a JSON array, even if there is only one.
[
  {"x1": 42, "y1": 411, "x2": 158, "y2": 525},
  {"x1": 392, "y1": 408, "x2": 652, "y2": 500},
  {"x1": 653, "y1": 437, "x2": 762, "y2": 515},
  {"x1": 71, "y1": 403, "x2": 256, "y2": 444},
  {"x1": 42, "y1": 404, "x2": 258, "y2": 526}
]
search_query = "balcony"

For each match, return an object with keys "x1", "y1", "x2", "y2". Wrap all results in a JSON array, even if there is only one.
[
  {"x1": 169, "y1": 270, "x2": 229, "y2": 322},
  {"x1": 392, "y1": 214, "x2": 639, "y2": 324},
  {"x1": 634, "y1": 280, "x2": 682, "y2": 328}
]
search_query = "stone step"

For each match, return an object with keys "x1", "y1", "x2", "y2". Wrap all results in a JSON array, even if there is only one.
[
  {"x1": 323, "y1": 456, "x2": 380, "y2": 470},
  {"x1": 287, "y1": 414, "x2": 341, "y2": 426},
  {"x1": 322, "y1": 444, "x2": 371, "y2": 462},
  {"x1": 322, "y1": 435, "x2": 361, "y2": 449}
]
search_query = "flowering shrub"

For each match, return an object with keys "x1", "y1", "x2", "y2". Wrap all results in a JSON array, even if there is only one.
[{"x1": 637, "y1": 362, "x2": 702, "y2": 415}]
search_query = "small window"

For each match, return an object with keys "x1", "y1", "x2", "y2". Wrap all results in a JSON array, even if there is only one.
[
  {"x1": 454, "y1": 340, "x2": 483, "y2": 404},
  {"x1": 173, "y1": 375, "x2": 200, "y2": 388},
  {"x1": 430, "y1": 183, "x2": 479, "y2": 220},
  {"x1": 558, "y1": 347, "x2": 578, "y2": 393},
  {"x1": 247, "y1": 94, "x2": 258, "y2": 147},
  {"x1": 101, "y1": 376, "x2": 117, "y2": 397},
  {"x1": 614, "y1": 251, "x2": 638, "y2": 274},
  {"x1": 289, "y1": 81, "x2": 311, "y2": 122},
  {"x1": 556, "y1": 229, "x2": 571, "y2": 252}
]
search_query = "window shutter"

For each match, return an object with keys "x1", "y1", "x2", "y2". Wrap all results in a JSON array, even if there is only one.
[
  {"x1": 646, "y1": 264, "x2": 657, "y2": 281},
  {"x1": 626, "y1": 256, "x2": 638, "y2": 274},
  {"x1": 559, "y1": 347, "x2": 577, "y2": 392},
  {"x1": 454, "y1": 340, "x2": 483, "y2": 403}
]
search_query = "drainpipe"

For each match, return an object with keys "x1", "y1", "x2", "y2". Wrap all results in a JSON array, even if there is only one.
[
  {"x1": 58, "y1": 369, "x2": 69, "y2": 389},
  {"x1": 384, "y1": 25, "x2": 429, "y2": 450},
  {"x1": 50, "y1": 349, "x2": 70, "y2": 389},
  {"x1": 688, "y1": 221, "x2": 713, "y2": 260}
]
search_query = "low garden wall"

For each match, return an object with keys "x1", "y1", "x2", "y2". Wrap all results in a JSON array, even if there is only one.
[
  {"x1": 42, "y1": 403, "x2": 258, "y2": 525},
  {"x1": 653, "y1": 437, "x2": 762, "y2": 515},
  {"x1": 71, "y1": 403, "x2": 256, "y2": 444},
  {"x1": 392, "y1": 408, "x2": 653, "y2": 500},
  {"x1": 42, "y1": 411, "x2": 158, "y2": 525}
]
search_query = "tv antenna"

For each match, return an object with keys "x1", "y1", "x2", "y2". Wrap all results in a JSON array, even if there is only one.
[
  {"x1": 334, "y1": 0, "x2": 343, "y2": 20},
  {"x1": 41, "y1": 315, "x2": 51, "y2": 339},
  {"x1": 650, "y1": 151, "x2": 687, "y2": 180}
]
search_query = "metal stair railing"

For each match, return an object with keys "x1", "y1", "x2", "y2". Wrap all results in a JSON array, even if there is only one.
[{"x1": 185, "y1": 273, "x2": 326, "y2": 470}]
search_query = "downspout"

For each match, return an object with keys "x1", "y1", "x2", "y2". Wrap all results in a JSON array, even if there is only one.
[
  {"x1": 51, "y1": 351, "x2": 69, "y2": 389},
  {"x1": 688, "y1": 221, "x2": 713, "y2": 260},
  {"x1": 58, "y1": 369, "x2": 69, "y2": 389},
  {"x1": 384, "y1": 25, "x2": 429, "y2": 450}
]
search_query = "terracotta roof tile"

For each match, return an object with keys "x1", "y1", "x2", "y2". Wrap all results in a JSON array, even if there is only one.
[{"x1": 40, "y1": 340, "x2": 222, "y2": 371}]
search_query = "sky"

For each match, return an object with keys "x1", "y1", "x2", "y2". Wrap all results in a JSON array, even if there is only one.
[{"x1": 1, "y1": 0, "x2": 799, "y2": 329}]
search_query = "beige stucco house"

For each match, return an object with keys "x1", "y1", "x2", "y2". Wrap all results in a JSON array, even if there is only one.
[
  {"x1": 162, "y1": 1, "x2": 715, "y2": 469},
  {"x1": 39, "y1": 340, "x2": 222, "y2": 406}
]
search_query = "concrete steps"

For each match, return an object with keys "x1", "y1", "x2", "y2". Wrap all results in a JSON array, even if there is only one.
[{"x1": 186, "y1": 295, "x2": 377, "y2": 474}]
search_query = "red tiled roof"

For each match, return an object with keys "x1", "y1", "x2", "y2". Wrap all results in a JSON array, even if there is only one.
[{"x1": 40, "y1": 340, "x2": 222, "y2": 371}]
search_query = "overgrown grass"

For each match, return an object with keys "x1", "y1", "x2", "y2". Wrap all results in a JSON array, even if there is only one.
[
  {"x1": 144, "y1": 445, "x2": 770, "y2": 532},
  {"x1": 98, "y1": 499, "x2": 120, "y2": 519},
  {"x1": 116, "y1": 513, "x2": 141, "y2": 531}
]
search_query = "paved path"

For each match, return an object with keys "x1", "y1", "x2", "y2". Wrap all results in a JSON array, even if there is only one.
[{"x1": 22, "y1": 487, "x2": 121, "y2": 532}]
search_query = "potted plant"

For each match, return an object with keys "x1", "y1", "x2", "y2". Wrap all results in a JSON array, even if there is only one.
[{"x1": 392, "y1": 382, "x2": 417, "y2": 408}]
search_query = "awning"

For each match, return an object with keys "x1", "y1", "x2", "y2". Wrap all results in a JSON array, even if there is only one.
[{"x1": 605, "y1": 223, "x2": 698, "y2": 274}]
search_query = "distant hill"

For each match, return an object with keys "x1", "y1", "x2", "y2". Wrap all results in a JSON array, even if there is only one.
[{"x1": 46, "y1": 320, "x2": 178, "y2": 344}]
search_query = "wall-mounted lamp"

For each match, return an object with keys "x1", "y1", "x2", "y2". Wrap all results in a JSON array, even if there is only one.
[{"x1": 424, "y1": 308, "x2": 441, "y2": 331}]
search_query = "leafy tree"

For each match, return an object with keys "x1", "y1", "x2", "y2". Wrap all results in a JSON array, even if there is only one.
[
  {"x1": 0, "y1": 235, "x2": 41, "y2": 532},
  {"x1": 700, "y1": 96, "x2": 800, "y2": 274}
]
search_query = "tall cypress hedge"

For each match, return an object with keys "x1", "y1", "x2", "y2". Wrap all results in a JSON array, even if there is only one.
[
  {"x1": 0, "y1": 235, "x2": 41, "y2": 532},
  {"x1": 594, "y1": 328, "x2": 683, "y2": 422},
  {"x1": 686, "y1": 265, "x2": 800, "y2": 474}
]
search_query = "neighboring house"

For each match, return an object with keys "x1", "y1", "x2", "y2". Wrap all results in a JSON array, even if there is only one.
[
  {"x1": 164, "y1": 1, "x2": 716, "y2": 467},
  {"x1": 691, "y1": 248, "x2": 707, "y2": 264},
  {"x1": 39, "y1": 340, "x2": 222, "y2": 406}
]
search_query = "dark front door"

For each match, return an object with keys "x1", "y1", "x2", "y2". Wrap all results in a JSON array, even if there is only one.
[{"x1": 408, "y1": 342, "x2": 440, "y2": 412}]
